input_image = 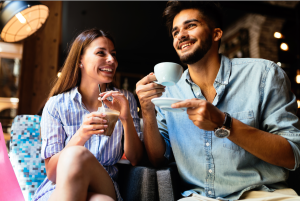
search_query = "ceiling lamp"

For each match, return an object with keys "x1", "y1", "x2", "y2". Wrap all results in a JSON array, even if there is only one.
[
  {"x1": 0, "y1": 1, "x2": 49, "y2": 42},
  {"x1": 274, "y1": 32, "x2": 283, "y2": 39},
  {"x1": 280, "y1": 43, "x2": 289, "y2": 51}
]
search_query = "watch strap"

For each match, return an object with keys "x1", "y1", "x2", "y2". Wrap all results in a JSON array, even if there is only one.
[{"x1": 223, "y1": 112, "x2": 232, "y2": 129}]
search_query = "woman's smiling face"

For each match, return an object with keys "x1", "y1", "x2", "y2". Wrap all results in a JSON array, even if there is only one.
[{"x1": 80, "y1": 36, "x2": 118, "y2": 84}]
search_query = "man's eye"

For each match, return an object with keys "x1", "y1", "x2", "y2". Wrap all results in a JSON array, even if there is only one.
[
  {"x1": 173, "y1": 31, "x2": 179, "y2": 37},
  {"x1": 188, "y1": 24, "x2": 196, "y2": 28}
]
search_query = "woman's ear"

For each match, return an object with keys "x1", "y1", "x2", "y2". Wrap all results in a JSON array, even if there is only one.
[
  {"x1": 213, "y1": 28, "x2": 223, "y2": 42},
  {"x1": 79, "y1": 56, "x2": 83, "y2": 68}
]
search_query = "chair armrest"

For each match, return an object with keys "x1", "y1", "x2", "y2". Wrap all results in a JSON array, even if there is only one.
[
  {"x1": 156, "y1": 162, "x2": 182, "y2": 201},
  {"x1": 117, "y1": 164, "x2": 159, "y2": 201}
]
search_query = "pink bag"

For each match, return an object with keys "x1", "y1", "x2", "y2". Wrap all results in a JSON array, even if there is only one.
[{"x1": 0, "y1": 122, "x2": 25, "y2": 201}]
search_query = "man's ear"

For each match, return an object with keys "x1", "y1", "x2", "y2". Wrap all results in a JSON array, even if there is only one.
[{"x1": 213, "y1": 28, "x2": 223, "y2": 42}]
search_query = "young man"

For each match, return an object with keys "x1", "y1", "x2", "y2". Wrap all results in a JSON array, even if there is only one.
[{"x1": 136, "y1": 1, "x2": 300, "y2": 201}]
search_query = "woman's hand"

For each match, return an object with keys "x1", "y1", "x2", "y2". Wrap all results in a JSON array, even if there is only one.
[
  {"x1": 99, "y1": 91, "x2": 131, "y2": 121},
  {"x1": 75, "y1": 112, "x2": 108, "y2": 141}
]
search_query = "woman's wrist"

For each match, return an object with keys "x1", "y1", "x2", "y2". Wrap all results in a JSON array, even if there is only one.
[
  {"x1": 120, "y1": 114, "x2": 133, "y2": 125},
  {"x1": 72, "y1": 130, "x2": 90, "y2": 146}
]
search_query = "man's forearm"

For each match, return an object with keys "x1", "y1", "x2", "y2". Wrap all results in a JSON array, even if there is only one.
[
  {"x1": 142, "y1": 109, "x2": 167, "y2": 167},
  {"x1": 229, "y1": 118, "x2": 295, "y2": 169}
]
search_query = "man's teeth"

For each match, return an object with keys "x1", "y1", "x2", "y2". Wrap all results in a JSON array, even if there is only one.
[
  {"x1": 181, "y1": 43, "x2": 193, "y2": 49},
  {"x1": 100, "y1": 68, "x2": 112, "y2": 72}
]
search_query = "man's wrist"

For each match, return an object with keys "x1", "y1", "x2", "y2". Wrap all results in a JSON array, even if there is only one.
[
  {"x1": 217, "y1": 112, "x2": 226, "y2": 127},
  {"x1": 142, "y1": 107, "x2": 156, "y2": 118}
]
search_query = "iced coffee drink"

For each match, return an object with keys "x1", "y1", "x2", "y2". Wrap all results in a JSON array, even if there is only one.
[{"x1": 98, "y1": 107, "x2": 120, "y2": 136}]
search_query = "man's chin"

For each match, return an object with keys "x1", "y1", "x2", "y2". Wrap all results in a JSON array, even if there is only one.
[{"x1": 179, "y1": 54, "x2": 201, "y2": 65}]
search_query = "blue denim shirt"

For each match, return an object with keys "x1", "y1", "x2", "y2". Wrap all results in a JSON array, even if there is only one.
[{"x1": 156, "y1": 55, "x2": 300, "y2": 200}]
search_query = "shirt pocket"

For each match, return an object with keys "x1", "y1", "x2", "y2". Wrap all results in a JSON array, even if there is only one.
[{"x1": 223, "y1": 110, "x2": 255, "y2": 151}]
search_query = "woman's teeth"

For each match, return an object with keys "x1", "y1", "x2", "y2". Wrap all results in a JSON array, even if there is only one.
[{"x1": 100, "y1": 68, "x2": 112, "y2": 72}]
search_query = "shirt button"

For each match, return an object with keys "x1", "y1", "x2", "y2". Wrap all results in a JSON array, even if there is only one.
[
  {"x1": 206, "y1": 142, "x2": 210, "y2": 146},
  {"x1": 208, "y1": 191, "x2": 212, "y2": 195},
  {"x1": 209, "y1": 169, "x2": 212, "y2": 173}
]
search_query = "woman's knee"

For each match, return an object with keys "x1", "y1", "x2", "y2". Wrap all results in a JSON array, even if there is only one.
[
  {"x1": 87, "y1": 193, "x2": 115, "y2": 201},
  {"x1": 57, "y1": 146, "x2": 95, "y2": 174}
]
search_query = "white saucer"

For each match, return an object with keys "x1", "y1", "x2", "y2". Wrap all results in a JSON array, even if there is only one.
[{"x1": 151, "y1": 98, "x2": 186, "y2": 113}]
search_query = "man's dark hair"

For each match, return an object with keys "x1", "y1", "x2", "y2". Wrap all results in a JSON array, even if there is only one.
[{"x1": 163, "y1": 1, "x2": 223, "y2": 36}]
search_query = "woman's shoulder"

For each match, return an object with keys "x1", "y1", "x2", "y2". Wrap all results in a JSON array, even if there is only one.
[{"x1": 45, "y1": 87, "x2": 76, "y2": 111}]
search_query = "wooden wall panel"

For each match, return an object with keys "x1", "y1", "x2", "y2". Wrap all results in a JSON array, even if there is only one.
[{"x1": 18, "y1": 1, "x2": 62, "y2": 115}]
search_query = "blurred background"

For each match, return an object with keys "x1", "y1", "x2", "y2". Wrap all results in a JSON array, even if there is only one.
[{"x1": 1, "y1": 1, "x2": 300, "y2": 148}]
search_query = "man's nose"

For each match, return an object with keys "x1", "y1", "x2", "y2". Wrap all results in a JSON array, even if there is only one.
[{"x1": 177, "y1": 29, "x2": 188, "y2": 40}]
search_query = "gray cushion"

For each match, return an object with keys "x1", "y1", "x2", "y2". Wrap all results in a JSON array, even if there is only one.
[
  {"x1": 156, "y1": 162, "x2": 182, "y2": 201},
  {"x1": 117, "y1": 164, "x2": 158, "y2": 201}
]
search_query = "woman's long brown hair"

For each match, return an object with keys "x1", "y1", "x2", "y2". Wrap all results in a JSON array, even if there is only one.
[{"x1": 48, "y1": 28, "x2": 115, "y2": 98}]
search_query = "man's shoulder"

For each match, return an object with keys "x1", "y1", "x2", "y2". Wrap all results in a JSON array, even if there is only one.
[{"x1": 230, "y1": 57, "x2": 276, "y2": 68}]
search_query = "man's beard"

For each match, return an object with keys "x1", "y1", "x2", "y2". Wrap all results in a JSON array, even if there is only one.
[{"x1": 178, "y1": 35, "x2": 212, "y2": 65}]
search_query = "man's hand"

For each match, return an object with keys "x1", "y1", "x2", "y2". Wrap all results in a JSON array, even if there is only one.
[
  {"x1": 172, "y1": 98, "x2": 225, "y2": 131},
  {"x1": 136, "y1": 73, "x2": 165, "y2": 112}
]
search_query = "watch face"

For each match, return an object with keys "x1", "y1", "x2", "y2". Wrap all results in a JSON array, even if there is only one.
[{"x1": 215, "y1": 128, "x2": 230, "y2": 138}]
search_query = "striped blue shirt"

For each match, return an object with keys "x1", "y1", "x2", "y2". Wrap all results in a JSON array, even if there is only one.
[{"x1": 33, "y1": 86, "x2": 142, "y2": 201}]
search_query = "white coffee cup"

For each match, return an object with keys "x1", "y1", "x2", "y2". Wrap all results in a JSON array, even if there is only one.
[{"x1": 154, "y1": 62, "x2": 183, "y2": 86}]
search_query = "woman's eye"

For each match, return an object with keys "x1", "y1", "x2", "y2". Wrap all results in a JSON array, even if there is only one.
[
  {"x1": 111, "y1": 53, "x2": 117, "y2": 57},
  {"x1": 97, "y1": 51, "x2": 104, "y2": 55}
]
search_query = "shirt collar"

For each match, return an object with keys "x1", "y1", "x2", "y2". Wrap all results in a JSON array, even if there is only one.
[
  {"x1": 185, "y1": 54, "x2": 231, "y2": 86},
  {"x1": 70, "y1": 86, "x2": 81, "y2": 101}
]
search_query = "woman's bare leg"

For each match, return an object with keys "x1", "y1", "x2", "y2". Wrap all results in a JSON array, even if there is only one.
[
  {"x1": 48, "y1": 146, "x2": 117, "y2": 201},
  {"x1": 87, "y1": 192, "x2": 115, "y2": 201}
]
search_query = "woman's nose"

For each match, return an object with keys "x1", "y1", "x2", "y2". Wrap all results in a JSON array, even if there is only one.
[{"x1": 107, "y1": 54, "x2": 115, "y2": 63}]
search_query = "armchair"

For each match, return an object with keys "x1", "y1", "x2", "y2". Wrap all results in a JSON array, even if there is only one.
[{"x1": 9, "y1": 115, "x2": 159, "y2": 201}]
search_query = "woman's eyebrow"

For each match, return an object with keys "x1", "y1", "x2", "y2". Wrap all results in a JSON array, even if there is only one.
[{"x1": 95, "y1": 47, "x2": 116, "y2": 52}]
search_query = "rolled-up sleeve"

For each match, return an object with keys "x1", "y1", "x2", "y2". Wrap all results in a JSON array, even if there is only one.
[
  {"x1": 156, "y1": 106, "x2": 173, "y2": 162},
  {"x1": 41, "y1": 97, "x2": 66, "y2": 159},
  {"x1": 260, "y1": 63, "x2": 300, "y2": 170},
  {"x1": 127, "y1": 91, "x2": 143, "y2": 141}
]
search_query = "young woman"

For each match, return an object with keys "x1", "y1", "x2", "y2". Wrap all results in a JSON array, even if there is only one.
[{"x1": 33, "y1": 29, "x2": 143, "y2": 201}]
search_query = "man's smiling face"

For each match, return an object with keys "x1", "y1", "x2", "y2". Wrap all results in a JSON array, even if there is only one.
[{"x1": 172, "y1": 9, "x2": 213, "y2": 64}]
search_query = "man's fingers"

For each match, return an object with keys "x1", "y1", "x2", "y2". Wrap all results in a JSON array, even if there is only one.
[
  {"x1": 171, "y1": 99, "x2": 203, "y2": 108},
  {"x1": 138, "y1": 89, "x2": 165, "y2": 101},
  {"x1": 136, "y1": 73, "x2": 157, "y2": 86},
  {"x1": 136, "y1": 83, "x2": 165, "y2": 96}
]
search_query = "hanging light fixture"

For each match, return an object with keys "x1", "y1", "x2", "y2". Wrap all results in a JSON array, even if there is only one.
[
  {"x1": 0, "y1": 1, "x2": 49, "y2": 42},
  {"x1": 296, "y1": 69, "x2": 300, "y2": 84},
  {"x1": 280, "y1": 43, "x2": 289, "y2": 51}
]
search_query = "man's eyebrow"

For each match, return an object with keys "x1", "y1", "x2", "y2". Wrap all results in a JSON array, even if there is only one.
[{"x1": 171, "y1": 19, "x2": 199, "y2": 33}]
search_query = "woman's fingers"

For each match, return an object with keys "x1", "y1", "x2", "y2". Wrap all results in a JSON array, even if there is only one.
[
  {"x1": 83, "y1": 113, "x2": 107, "y2": 125},
  {"x1": 82, "y1": 124, "x2": 108, "y2": 131},
  {"x1": 100, "y1": 91, "x2": 121, "y2": 100}
]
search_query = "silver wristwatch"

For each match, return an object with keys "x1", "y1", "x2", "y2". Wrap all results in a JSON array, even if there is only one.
[{"x1": 214, "y1": 112, "x2": 232, "y2": 138}]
